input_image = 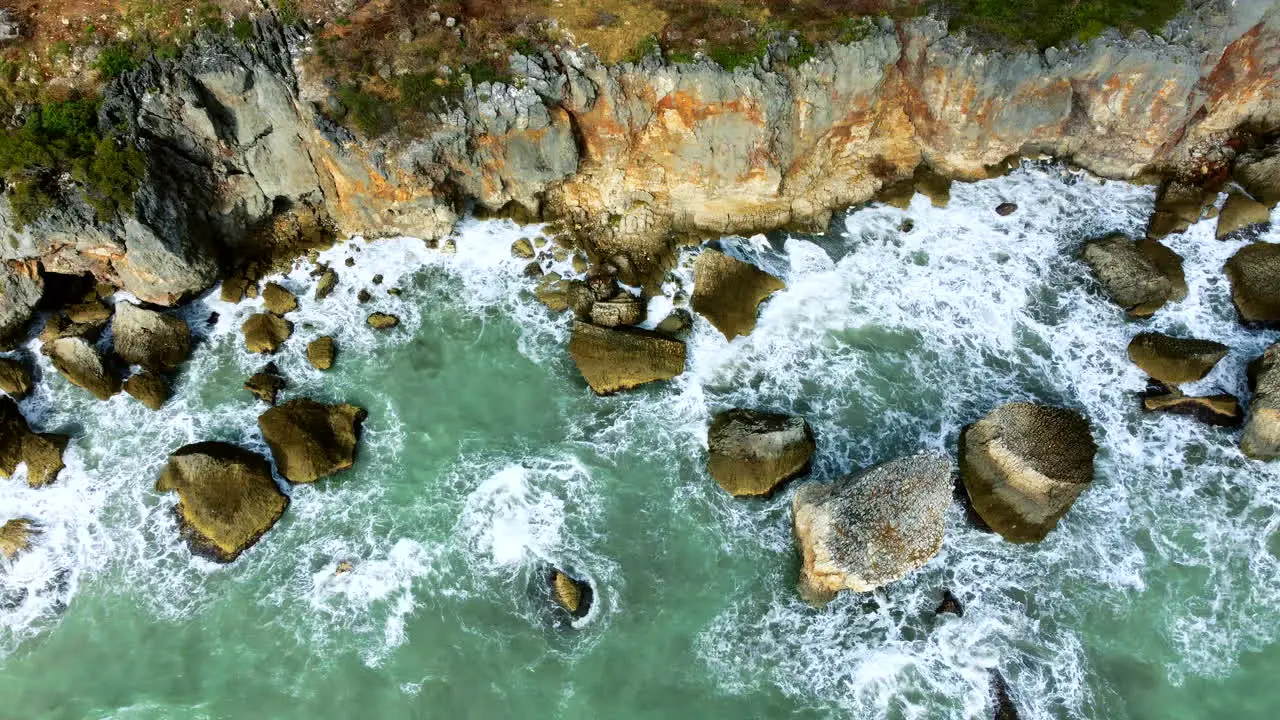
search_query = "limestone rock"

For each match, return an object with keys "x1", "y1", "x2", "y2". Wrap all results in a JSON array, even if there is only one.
[
  {"x1": 0, "y1": 397, "x2": 68, "y2": 488},
  {"x1": 0, "y1": 357, "x2": 32, "y2": 398},
  {"x1": 1216, "y1": 192, "x2": 1272, "y2": 239},
  {"x1": 914, "y1": 166, "x2": 952, "y2": 207},
  {"x1": 1142, "y1": 390, "x2": 1241, "y2": 427},
  {"x1": 0, "y1": 264, "x2": 41, "y2": 350},
  {"x1": 1126, "y1": 332, "x2": 1228, "y2": 384},
  {"x1": 258, "y1": 399, "x2": 366, "y2": 483},
  {"x1": 1225, "y1": 243, "x2": 1280, "y2": 327},
  {"x1": 1235, "y1": 144, "x2": 1280, "y2": 208},
  {"x1": 707, "y1": 409, "x2": 815, "y2": 496},
  {"x1": 691, "y1": 249, "x2": 785, "y2": 340},
  {"x1": 242, "y1": 313, "x2": 293, "y2": 354},
  {"x1": 0, "y1": 518, "x2": 40, "y2": 560},
  {"x1": 112, "y1": 302, "x2": 192, "y2": 371},
  {"x1": 1080, "y1": 234, "x2": 1184, "y2": 317},
  {"x1": 534, "y1": 272, "x2": 569, "y2": 312},
  {"x1": 244, "y1": 371, "x2": 286, "y2": 405},
  {"x1": 548, "y1": 569, "x2": 592, "y2": 619},
  {"x1": 656, "y1": 308, "x2": 693, "y2": 336},
  {"x1": 1147, "y1": 181, "x2": 1210, "y2": 239},
  {"x1": 793, "y1": 453, "x2": 953, "y2": 605},
  {"x1": 585, "y1": 267, "x2": 620, "y2": 301},
  {"x1": 588, "y1": 294, "x2": 645, "y2": 328},
  {"x1": 221, "y1": 276, "x2": 250, "y2": 303},
  {"x1": 960, "y1": 403, "x2": 1096, "y2": 543},
  {"x1": 123, "y1": 371, "x2": 170, "y2": 411},
  {"x1": 314, "y1": 269, "x2": 338, "y2": 300},
  {"x1": 47, "y1": 337, "x2": 120, "y2": 400},
  {"x1": 511, "y1": 238, "x2": 535, "y2": 259},
  {"x1": 568, "y1": 321, "x2": 686, "y2": 395},
  {"x1": 262, "y1": 282, "x2": 298, "y2": 315},
  {"x1": 307, "y1": 336, "x2": 336, "y2": 370},
  {"x1": 1243, "y1": 344, "x2": 1280, "y2": 459},
  {"x1": 155, "y1": 442, "x2": 289, "y2": 562},
  {"x1": 367, "y1": 312, "x2": 400, "y2": 329}
]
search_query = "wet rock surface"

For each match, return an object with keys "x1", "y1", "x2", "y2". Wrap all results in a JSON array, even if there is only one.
[
  {"x1": 691, "y1": 249, "x2": 785, "y2": 340},
  {"x1": 1126, "y1": 332, "x2": 1228, "y2": 385},
  {"x1": 567, "y1": 321, "x2": 686, "y2": 395},
  {"x1": 706, "y1": 409, "x2": 815, "y2": 496},
  {"x1": 258, "y1": 399, "x2": 366, "y2": 484}
]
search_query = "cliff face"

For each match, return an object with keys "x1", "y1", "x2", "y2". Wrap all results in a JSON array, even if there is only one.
[{"x1": 1, "y1": 0, "x2": 1277, "y2": 308}]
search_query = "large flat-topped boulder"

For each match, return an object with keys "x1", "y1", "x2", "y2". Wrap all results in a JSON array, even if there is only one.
[
  {"x1": 1126, "y1": 332, "x2": 1228, "y2": 385},
  {"x1": 691, "y1": 249, "x2": 785, "y2": 340},
  {"x1": 1225, "y1": 242, "x2": 1280, "y2": 327},
  {"x1": 155, "y1": 441, "x2": 289, "y2": 562},
  {"x1": 568, "y1": 321, "x2": 686, "y2": 395},
  {"x1": 707, "y1": 409, "x2": 815, "y2": 496},
  {"x1": 793, "y1": 453, "x2": 953, "y2": 605},
  {"x1": 258, "y1": 399, "x2": 366, "y2": 483},
  {"x1": 1080, "y1": 234, "x2": 1185, "y2": 317},
  {"x1": 112, "y1": 302, "x2": 192, "y2": 371}
]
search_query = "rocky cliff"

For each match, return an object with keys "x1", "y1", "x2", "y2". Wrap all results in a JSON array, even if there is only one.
[{"x1": 1, "y1": 0, "x2": 1277, "y2": 319}]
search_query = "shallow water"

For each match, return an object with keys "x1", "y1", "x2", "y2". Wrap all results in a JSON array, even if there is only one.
[{"x1": 1, "y1": 163, "x2": 1279, "y2": 719}]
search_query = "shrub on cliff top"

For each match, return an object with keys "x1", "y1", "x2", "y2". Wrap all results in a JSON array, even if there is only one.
[{"x1": 940, "y1": 0, "x2": 1185, "y2": 48}]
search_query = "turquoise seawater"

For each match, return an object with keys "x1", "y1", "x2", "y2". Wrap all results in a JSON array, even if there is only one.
[{"x1": 2, "y1": 164, "x2": 1279, "y2": 719}]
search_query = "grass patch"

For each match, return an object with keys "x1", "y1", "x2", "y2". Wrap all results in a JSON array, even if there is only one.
[{"x1": 938, "y1": 0, "x2": 1185, "y2": 48}]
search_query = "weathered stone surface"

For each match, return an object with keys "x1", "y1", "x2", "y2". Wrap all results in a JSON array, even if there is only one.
[
  {"x1": 793, "y1": 453, "x2": 952, "y2": 605},
  {"x1": 1142, "y1": 390, "x2": 1242, "y2": 427},
  {"x1": 244, "y1": 371, "x2": 286, "y2": 405},
  {"x1": 0, "y1": 518, "x2": 40, "y2": 561},
  {"x1": 511, "y1": 238, "x2": 535, "y2": 259},
  {"x1": 258, "y1": 399, "x2": 366, "y2": 483},
  {"x1": 124, "y1": 371, "x2": 170, "y2": 411},
  {"x1": 1235, "y1": 142, "x2": 1280, "y2": 208},
  {"x1": 0, "y1": 357, "x2": 32, "y2": 398},
  {"x1": 0, "y1": 264, "x2": 41, "y2": 349},
  {"x1": 1080, "y1": 234, "x2": 1184, "y2": 317},
  {"x1": 314, "y1": 269, "x2": 338, "y2": 300},
  {"x1": 656, "y1": 308, "x2": 693, "y2": 336},
  {"x1": 1224, "y1": 242, "x2": 1280, "y2": 327},
  {"x1": 568, "y1": 321, "x2": 686, "y2": 395},
  {"x1": 691, "y1": 249, "x2": 785, "y2": 340},
  {"x1": 549, "y1": 569, "x2": 592, "y2": 619},
  {"x1": 1126, "y1": 332, "x2": 1228, "y2": 384},
  {"x1": 261, "y1": 282, "x2": 298, "y2": 315},
  {"x1": 242, "y1": 313, "x2": 293, "y2": 353},
  {"x1": 155, "y1": 441, "x2": 289, "y2": 562},
  {"x1": 960, "y1": 403, "x2": 1096, "y2": 543},
  {"x1": 47, "y1": 337, "x2": 120, "y2": 400},
  {"x1": 112, "y1": 302, "x2": 192, "y2": 371},
  {"x1": 1217, "y1": 192, "x2": 1272, "y2": 239},
  {"x1": 0, "y1": 397, "x2": 68, "y2": 488},
  {"x1": 533, "y1": 272, "x2": 569, "y2": 312},
  {"x1": 64, "y1": 300, "x2": 111, "y2": 326},
  {"x1": 1147, "y1": 181, "x2": 1211, "y2": 240},
  {"x1": 307, "y1": 336, "x2": 336, "y2": 370},
  {"x1": 367, "y1": 312, "x2": 400, "y2": 329},
  {"x1": 1243, "y1": 344, "x2": 1280, "y2": 459},
  {"x1": 588, "y1": 294, "x2": 645, "y2": 328},
  {"x1": 707, "y1": 409, "x2": 815, "y2": 496}
]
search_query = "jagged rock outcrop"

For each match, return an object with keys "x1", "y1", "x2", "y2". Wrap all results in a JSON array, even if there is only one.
[
  {"x1": 47, "y1": 336, "x2": 121, "y2": 400},
  {"x1": 257, "y1": 398, "x2": 366, "y2": 483},
  {"x1": 261, "y1": 283, "x2": 298, "y2": 315},
  {"x1": 1217, "y1": 192, "x2": 1272, "y2": 238},
  {"x1": 1243, "y1": 343, "x2": 1280, "y2": 459},
  {"x1": 1225, "y1": 242, "x2": 1280, "y2": 326},
  {"x1": 155, "y1": 441, "x2": 289, "y2": 562},
  {"x1": 691, "y1": 249, "x2": 785, "y2": 340},
  {"x1": 567, "y1": 321, "x2": 686, "y2": 395},
  {"x1": 706, "y1": 409, "x2": 815, "y2": 496},
  {"x1": 1127, "y1": 332, "x2": 1229, "y2": 384},
  {"x1": 244, "y1": 368, "x2": 286, "y2": 405},
  {"x1": 793, "y1": 453, "x2": 952, "y2": 605},
  {"x1": 111, "y1": 302, "x2": 192, "y2": 371},
  {"x1": 0, "y1": 396, "x2": 68, "y2": 488},
  {"x1": 0, "y1": 518, "x2": 40, "y2": 561},
  {"x1": 1080, "y1": 234, "x2": 1186, "y2": 317},
  {"x1": 0, "y1": 357, "x2": 32, "y2": 398},
  {"x1": 0, "y1": 263, "x2": 41, "y2": 349}
]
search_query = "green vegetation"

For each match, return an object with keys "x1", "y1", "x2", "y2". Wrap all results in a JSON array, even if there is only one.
[
  {"x1": 336, "y1": 86, "x2": 395, "y2": 138},
  {"x1": 0, "y1": 99, "x2": 146, "y2": 229},
  {"x1": 232, "y1": 16, "x2": 256, "y2": 42},
  {"x1": 939, "y1": 0, "x2": 1184, "y2": 48},
  {"x1": 95, "y1": 43, "x2": 141, "y2": 80}
]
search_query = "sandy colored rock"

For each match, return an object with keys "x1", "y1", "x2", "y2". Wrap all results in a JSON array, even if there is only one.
[
  {"x1": 258, "y1": 399, "x2": 367, "y2": 483},
  {"x1": 914, "y1": 166, "x2": 952, "y2": 207},
  {"x1": 314, "y1": 269, "x2": 338, "y2": 300},
  {"x1": 220, "y1": 276, "x2": 250, "y2": 303},
  {"x1": 262, "y1": 282, "x2": 298, "y2": 315},
  {"x1": 550, "y1": 569, "x2": 592, "y2": 619},
  {"x1": 1142, "y1": 390, "x2": 1241, "y2": 427},
  {"x1": 64, "y1": 300, "x2": 111, "y2": 326},
  {"x1": 588, "y1": 294, "x2": 645, "y2": 328},
  {"x1": 242, "y1": 313, "x2": 293, "y2": 354},
  {"x1": 568, "y1": 321, "x2": 686, "y2": 395},
  {"x1": 511, "y1": 238, "x2": 535, "y2": 259},
  {"x1": 155, "y1": 441, "x2": 289, "y2": 562},
  {"x1": 1080, "y1": 234, "x2": 1183, "y2": 317},
  {"x1": 124, "y1": 371, "x2": 170, "y2": 411},
  {"x1": 1216, "y1": 192, "x2": 1272, "y2": 239},
  {"x1": 0, "y1": 357, "x2": 32, "y2": 398},
  {"x1": 1146, "y1": 181, "x2": 1210, "y2": 240},
  {"x1": 244, "y1": 371, "x2": 286, "y2": 405},
  {"x1": 1224, "y1": 242, "x2": 1280, "y2": 327},
  {"x1": 1126, "y1": 332, "x2": 1228, "y2": 384},
  {"x1": 793, "y1": 453, "x2": 953, "y2": 605},
  {"x1": 1235, "y1": 144, "x2": 1280, "y2": 208},
  {"x1": 1243, "y1": 344, "x2": 1280, "y2": 459},
  {"x1": 0, "y1": 518, "x2": 40, "y2": 560},
  {"x1": 367, "y1": 312, "x2": 400, "y2": 329},
  {"x1": 47, "y1": 336, "x2": 120, "y2": 400},
  {"x1": 656, "y1": 308, "x2": 693, "y2": 336},
  {"x1": 960, "y1": 403, "x2": 1096, "y2": 543},
  {"x1": 0, "y1": 397, "x2": 68, "y2": 488},
  {"x1": 534, "y1": 272, "x2": 570, "y2": 312},
  {"x1": 707, "y1": 409, "x2": 815, "y2": 496},
  {"x1": 308, "y1": 336, "x2": 336, "y2": 370},
  {"x1": 112, "y1": 302, "x2": 192, "y2": 371},
  {"x1": 691, "y1": 249, "x2": 785, "y2": 340}
]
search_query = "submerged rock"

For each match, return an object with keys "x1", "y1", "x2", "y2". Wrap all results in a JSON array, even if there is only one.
[
  {"x1": 307, "y1": 336, "x2": 336, "y2": 370},
  {"x1": 244, "y1": 371, "x2": 286, "y2": 405},
  {"x1": 1142, "y1": 389, "x2": 1242, "y2": 427},
  {"x1": 47, "y1": 336, "x2": 120, "y2": 400},
  {"x1": 960, "y1": 403, "x2": 1096, "y2": 543},
  {"x1": 242, "y1": 313, "x2": 293, "y2": 354},
  {"x1": 112, "y1": 302, "x2": 192, "y2": 371},
  {"x1": 1126, "y1": 332, "x2": 1228, "y2": 384},
  {"x1": 155, "y1": 441, "x2": 289, "y2": 562},
  {"x1": 0, "y1": 264, "x2": 41, "y2": 350},
  {"x1": 691, "y1": 249, "x2": 785, "y2": 340},
  {"x1": 0, "y1": 518, "x2": 40, "y2": 560},
  {"x1": 707, "y1": 409, "x2": 815, "y2": 496},
  {"x1": 1216, "y1": 192, "x2": 1272, "y2": 239},
  {"x1": 1080, "y1": 234, "x2": 1185, "y2": 317},
  {"x1": 0, "y1": 397, "x2": 68, "y2": 488},
  {"x1": 123, "y1": 371, "x2": 170, "y2": 411},
  {"x1": 0, "y1": 357, "x2": 32, "y2": 398},
  {"x1": 588, "y1": 294, "x2": 645, "y2": 328},
  {"x1": 936, "y1": 589, "x2": 964, "y2": 617},
  {"x1": 367, "y1": 312, "x2": 399, "y2": 329},
  {"x1": 991, "y1": 672, "x2": 1022, "y2": 720},
  {"x1": 1243, "y1": 344, "x2": 1280, "y2": 459},
  {"x1": 567, "y1": 321, "x2": 686, "y2": 395},
  {"x1": 1225, "y1": 242, "x2": 1280, "y2": 327},
  {"x1": 258, "y1": 399, "x2": 366, "y2": 483},
  {"x1": 262, "y1": 282, "x2": 298, "y2": 315},
  {"x1": 995, "y1": 202, "x2": 1018, "y2": 216},
  {"x1": 792, "y1": 453, "x2": 953, "y2": 605}
]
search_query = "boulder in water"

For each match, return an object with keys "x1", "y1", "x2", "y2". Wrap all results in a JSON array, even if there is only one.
[
  {"x1": 258, "y1": 399, "x2": 367, "y2": 483},
  {"x1": 1243, "y1": 344, "x2": 1280, "y2": 459},
  {"x1": 936, "y1": 589, "x2": 964, "y2": 617},
  {"x1": 367, "y1": 312, "x2": 399, "y2": 329},
  {"x1": 533, "y1": 273, "x2": 570, "y2": 313},
  {"x1": 1080, "y1": 234, "x2": 1185, "y2": 317},
  {"x1": 991, "y1": 672, "x2": 1022, "y2": 720},
  {"x1": 1146, "y1": 181, "x2": 1211, "y2": 240},
  {"x1": 111, "y1": 302, "x2": 192, "y2": 371},
  {"x1": 995, "y1": 202, "x2": 1018, "y2": 216},
  {"x1": 307, "y1": 336, "x2": 336, "y2": 370},
  {"x1": 47, "y1": 336, "x2": 120, "y2": 400},
  {"x1": 1234, "y1": 142, "x2": 1280, "y2": 208},
  {"x1": 511, "y1": 238, "x2": 535, "y2": 259},
  {"x1": 155, "y1": 441, "x2": 289, "y2": 562},
  {"x1": 691, "y1": 249, "x2": 785, "y2": 340},
  {"x1": 792, "y1": 453, "x2": 953, "y2": 605},
  {"x1": 242, "y1": 313, "x2": 293, "y2": 354},
  {"x1": 1142, "y1": 389, "x2": 1242, "y2": 427},
  {"x1": 568, "y1": 321, "x2": 686, "y2": 395},
  {"x1": 707, "y1": 409, "x2": 815, "y2": 496},
  {"x1": 244, "y1": 370, "x2": 286, "y2": 405},
  {"x1": 0, "y1": 357, "x2": 32, "y2": 398},
  {"x1": 548, "y1": 568, "x2": 593, "y2": 619},
  {"x1": 0, "y1": 397, "x2": 68, "y2": 488},
  {"x1": 0, "y1": 518, "x2": 39, "y2": 560},
  {"x1": 960, "y1": 403, "x2": 1096, "y2": 543},
  {"x1": 220, "y1": 275, "x2": 250, "y2": 303},
  {"x1": 1126, "y1": 332, "x2": 1228, "y2": 384},
  {"x1": 588, "y1": 294, "x2": 645, "y2": 328},
  {"x1": 656, "y1": 308, "x2": 693, "y2": 337},
  {"x1": 1216, "y1": 192, "x2": 1272, "y2": 239},
  {"x1": 1225, "y1": 242, "x2": 1280, "y2": 327},
  {"x1": 123, "y1": 371, "x2": 170, "y2": 411},
  {"x1": 261, "y1": 282, "x2": 298, "y2": 315},
  {"x1": 314, "y1": 269, "x2": 338, "y2": 300}
]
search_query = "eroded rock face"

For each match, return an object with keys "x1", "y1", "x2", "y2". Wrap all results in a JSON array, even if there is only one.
[
  {"x1": 1143, "y1": 390, "x2": 1242, "y2": 427},
  {"x1": 1225, "y1": 242, "x2": 1280, "y2": 327},
  {"x1": 244, "y1": 370, "x2": 286, "y2": 405},
  {"x1": 1080, "y1": 234, "x2": 1185, "y2": 317},
  {"x1": 589, "y1": 294, "x2": 645, "y2": 328},
  {"x1": 567, "y1": 321, "x2": 686, "y2": 395},
  {"x1": 1243, "y1": 344, "x2": 1280, "y2": 459},
  {"x1": 47, "y1": 336, "x2": 120, "y2": 400},
  {"x1": 155, "y1": 441, "x2": 288, "y2": 562},
  {"x1": 0, "y1": 264, "x2": 42, "y2": 350},
  {"x1": 793, "y1": 453, "x2": 952, "y2": 605},
  {"x1": 0, "y1": 397, "x2": 68, "y2": 488},
  {"x1": 112, "y1": 302, "x2": 192, "y2": 371},
  {"x1": 707, "y1": 409, "x2": 815, "y2": 496},
  {"x1": 1235, "y1": 142, "x2": 1280, "y2": 208},
  {"x1": 1126, "y1": 332, "x2": 1228, "y2": 384},
  {"x1": 691, "y1": 250, "x2": 785, "y2": 340},
  {"x1": 0, "y1": 357, "x2": 32, "y2": 398},
  {"x1": 960, "y1": 403, "x2": 1096, "y2": 543},
  {"x1": 1147, "y1": 181, "x2": 1212, "y2": 240},
  {"x1": 242, "y1": 313, "x2": 293, "y2": 353},
  {"x1": 258, "y1": 399, "x2": 366, "y2": 483}
]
